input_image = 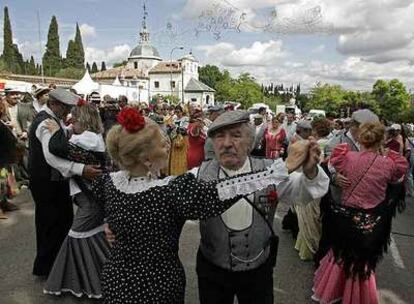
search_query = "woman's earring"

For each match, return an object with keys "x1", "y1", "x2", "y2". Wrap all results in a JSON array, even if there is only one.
[{"x1": 145, "y1": 161, "x2": 153, "y2": 179}]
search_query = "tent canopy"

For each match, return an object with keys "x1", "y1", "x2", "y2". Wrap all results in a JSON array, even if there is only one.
[
  {"x1": 112, "y1": 75, "x2": 122, "y2": 86},
  {"x1": 72, "y1": 70, "x2": 99, "y2": 95}
]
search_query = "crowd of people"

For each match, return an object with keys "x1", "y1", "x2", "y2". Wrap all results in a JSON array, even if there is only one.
[{"x1": 0, "y1": 84, "x2": 413, "y2": 304}]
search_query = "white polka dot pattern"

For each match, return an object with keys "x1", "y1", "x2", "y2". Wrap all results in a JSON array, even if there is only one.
[
  {"x1": 91, "y1": 173, "x2": 239, "y2": 303},
  {"x1": 91, "y1": 168, "x2": 277, "y2": 303}
]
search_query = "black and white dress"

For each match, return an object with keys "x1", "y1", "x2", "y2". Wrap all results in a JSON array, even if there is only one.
[
  {"x1": 44, "y1": 130, "x2": 110, "y2": 298},
  {"x1": 91, "y1": 161, "x2": 288, "y2": 304}
]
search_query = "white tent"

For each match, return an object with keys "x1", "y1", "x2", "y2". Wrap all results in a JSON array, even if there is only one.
[
  {"x1": 112, "y1": 75, "x2": 122, "y2": 86},
  {"x1": 72, "y1": 70, "x2": 99, "y2": 95}
]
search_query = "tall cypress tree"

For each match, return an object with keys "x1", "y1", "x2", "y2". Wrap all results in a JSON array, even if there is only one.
[
  {"x1": 65, "y1": 23, "x2": 85, "y2": 69},
  {"x1": 91, "y1": 62, "x2": 98, "y2": 73},
  {"x1": 42, "y1": 15, "x2": 62, "y2": 76},
  {"x1": 86, "y1": 62, "x2": 91, "y2": 72},
  {"x1": 2, "y1": 7, "x2": 13, "y2": 66},
  {"x1": 28, "y1": 56, "x2": 36, "y2": 75},
  {"x1": 74, "y1": 23, "x2": 85, "y2": 68},
  {"x1": 101, "y1": 61, "x2": 106, "y2": 71},
  {"x1": 65, "y1": 39, "x2": 76, "y2": 68},
  {"x1": 2, "y1": 6, "x2": 23, "y2": 73}
]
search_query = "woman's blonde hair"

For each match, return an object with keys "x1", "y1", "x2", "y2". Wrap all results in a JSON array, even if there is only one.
[
  {"x1": 106, "y1": 118, "x2": 161, "y2": 170},
  {"x1": 358, "y1": 122, "x2": 385, "y2": 148},
  {"x1": 71, "y1": 104, "x2": 103, "y2": 134}
]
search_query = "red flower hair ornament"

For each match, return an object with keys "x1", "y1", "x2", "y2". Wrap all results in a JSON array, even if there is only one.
[
  {"x1": 77, "y1": 98, "x2": 88, "y2": 106},
  {"x1": 268, "y1": 190, "x2": 278, "y2": 202},
  {"x1": 117, "y1": 107, "x2": 146, "y2": 133}
]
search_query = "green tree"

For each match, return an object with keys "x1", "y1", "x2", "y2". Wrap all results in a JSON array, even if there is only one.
[
  {"x1": 215, "y1": 70, "x2": 234, "y2": 102},
  {"x1": 43, "y1": 16, "x2": 62, "y2": 76},
  {"x1": 73, "y1": 23, "x2": 85, "y2": 68},
  {"x1": 86, "y1": 62, "x2": 91, "y2": 72},
  {"x1": 27, "y1": 56, "x2": 36, "y2": 75},
  {"x1": 372, "y1": 79, "x2": 410, "y2": 121},
  {"x1": 55, "y1": 67, "x2": 85, "y2": 79},
  {"x1": 228, "y1": 73, "x2": 263, "y2": 108},
  {"x1": 398, "y1": 106, "x2": 414, "y2": 123},
  {"x1": 263, "y1": 95, "x2": 282, "y2": 112},
  {"x1": 64, "y1": 40, "x2": 75, "y2": 68},
  {"x1": 101, "y1": 61, "x2": 107, "y2": 71},
  {"x1": 113, "y1": 60, "x2": 127, "y2": 68},
  {"x1": 91, "y1": 62, "x2": 98, "y2": 73},
  {"x1": 198, "y1": 64, "x2": 224, "y2": 90},
  {"x1": 1, "y1": 7, "x2": 24, "y2": 73},
  {"x1": 64, "y1": 23, "x2": 84, "y2": 69},
  {"x1": 306, "y1": 83, "x2": 345, "y2": 115},
  {"x1": 36, "y1": 63, "x2": 41, "y2": 75},
  {"x1": 163, "y1": 94, "x2": 180, "y2": 104},
  {"x1": 341, "y1": 91, "x2": 380, "y2": 116},
  {"x1": 0, "y1": 57, "x2": 8, "y2": 73}
]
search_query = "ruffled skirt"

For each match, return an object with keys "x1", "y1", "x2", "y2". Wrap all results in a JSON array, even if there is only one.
[
  {"x1": 312, "y1": 250, "x2": 378, "y2": 304},
  {"x1": 43, "y1": 225, "x2": 110, "y2": 298}
]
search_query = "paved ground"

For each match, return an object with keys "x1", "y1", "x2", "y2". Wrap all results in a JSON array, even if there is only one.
[{"x1": 1, "y1": 189, "x2": 413, "y2": 304}]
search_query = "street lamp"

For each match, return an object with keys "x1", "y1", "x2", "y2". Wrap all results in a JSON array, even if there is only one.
[{"x1": 170, "y1": 46, "x2": 184, "y2": 102}]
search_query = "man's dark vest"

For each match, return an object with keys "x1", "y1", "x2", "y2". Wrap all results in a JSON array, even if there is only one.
[
  {"x1": 28, "y1": 110, "x2": 62, "y2": 180},
  {"x1": 198, "y1": 157, "x2": 276, "y2": 271}
]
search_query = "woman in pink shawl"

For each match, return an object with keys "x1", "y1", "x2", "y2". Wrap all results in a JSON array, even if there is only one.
[{"x1": 312, "y1": 122, "x2": 408, "y2": 304}]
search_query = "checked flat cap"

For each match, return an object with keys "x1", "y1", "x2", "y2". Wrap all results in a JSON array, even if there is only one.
[
  {"x1": 208, "y1": 110, "x2": 250, "y2": 137},
  {"x1": 296, "y1": 120, "x2": 312, "y2": 129},
  {"x1": 49, "y1": 88, "x2": 79, "y2": 106},
  {"x1": 351, "y1": 109, "x2": 379, "y2": 124}
]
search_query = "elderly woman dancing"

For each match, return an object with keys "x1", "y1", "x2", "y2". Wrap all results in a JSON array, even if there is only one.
[
  {"x1": 92, "y1": 107, "x2": 326, "y2": 304},
  {"x1": 312, "y1": 122, "x2": 408, "y2": 304}
]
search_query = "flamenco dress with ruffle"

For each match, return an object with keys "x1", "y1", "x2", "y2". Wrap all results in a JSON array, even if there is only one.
[
  {"x1": 43, "y1": 129, "x2": 110, "y2": 299},
  {"x1": 312, "y1": 143, "x2": 408, "y2": 304}
]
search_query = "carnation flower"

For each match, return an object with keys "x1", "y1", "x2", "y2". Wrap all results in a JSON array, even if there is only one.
[
  {"x1": 268, "y1": 190, "x2": 278, "y2": 202},
  {"x1": 117, "y1": 107, "x2": 146, "y2": 132},
  {"x1": 77, "y1": 98, "x2": 88, "y2": 106}
]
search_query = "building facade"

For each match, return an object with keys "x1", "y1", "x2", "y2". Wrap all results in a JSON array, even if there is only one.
[{"x1": 92, "y1": 3, "x2": 214, "y2": 107}]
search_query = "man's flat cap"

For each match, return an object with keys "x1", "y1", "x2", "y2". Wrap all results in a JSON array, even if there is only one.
[
  {"x1": 4, "y1": 86, "x2": 22, "y2": 94},
  {"x1": 208, "y1": 105, "x2": 224, "y2": 113},
  {"x1": 351, "y1": 109, "x2": 379, "y2": 124},
  {"x1": 49, "y1": 88, "x2": 79, "y2": 106},
  {"x1": 34, "y1": 87, "x2": 50, "y2": 98},
  {"x1": 208, "y1": 110, "x2": 250, "y2": 137},
  {"x1": 296, "y1": 120, "x2": 312, "y2": 129}
]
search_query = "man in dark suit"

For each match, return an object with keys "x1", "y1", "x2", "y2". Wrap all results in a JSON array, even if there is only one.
[{"x1": 28, "y1": 88, "x2": 101, "y2": 277}]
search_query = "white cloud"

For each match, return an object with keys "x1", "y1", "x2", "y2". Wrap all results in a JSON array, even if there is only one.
[
  {"x1": 198, "y1": 40, "x2": 414, "y2": 91},
  {"x1": 85, "y1": 44, "x2": 131, "y2": 65},
  {"x1": 181, "y1": 0, "x2": 282, "y2": 19},
  {"x1": 79, "y1": 23, "x2": 97, "y2": 39},
  {"x1": 183, "y1": 0, "x2": 414, "y2": 64},
  {"x1": 197, "y1": 39, "x2": 289, "y2": 67},
  {"x1": 311, "y1": 44, "x2": 325, "y2": 53}
]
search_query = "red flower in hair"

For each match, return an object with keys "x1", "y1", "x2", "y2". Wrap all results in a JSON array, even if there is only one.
[
  {"x1": 77, "y1": 98, "x2": 88, "y2": 106},
  {"x1": 268, "y1": 190, "x2": 278, "y2": 202},
  {"x1": 117, "y1": 107, "x2": 145, "y2": 132}
]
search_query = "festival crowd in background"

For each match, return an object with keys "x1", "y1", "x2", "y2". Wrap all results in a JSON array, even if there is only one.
[{"x1": 0, "y1": 83, "x2": 413, "y2": 304}]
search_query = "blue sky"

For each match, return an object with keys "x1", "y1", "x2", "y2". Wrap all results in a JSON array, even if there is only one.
[{"x1": 2, "y1": 0, "x2": 414, "y2": 91}]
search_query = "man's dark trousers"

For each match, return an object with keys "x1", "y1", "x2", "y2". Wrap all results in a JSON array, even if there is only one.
[
  {"x1": 30, "y1": 179, "x2": 73, "y2": 276},
  {"x1": 197, "y1": 250, "x2": 274, "y2": 304}
]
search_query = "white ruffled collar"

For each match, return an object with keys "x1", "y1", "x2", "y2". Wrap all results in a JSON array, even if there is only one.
[{"x1": 110, "y1": 171, "x2": 174, "y2": 194}]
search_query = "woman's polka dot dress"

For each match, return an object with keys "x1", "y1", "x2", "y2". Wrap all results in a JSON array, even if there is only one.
[{"x1": 92, "y1": 172, "x2": 239, "y2": 304}]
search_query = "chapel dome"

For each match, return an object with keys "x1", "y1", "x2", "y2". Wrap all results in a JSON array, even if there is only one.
[{"x1": 129, "y1": 44, "x2": 161, "y2": 59}]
